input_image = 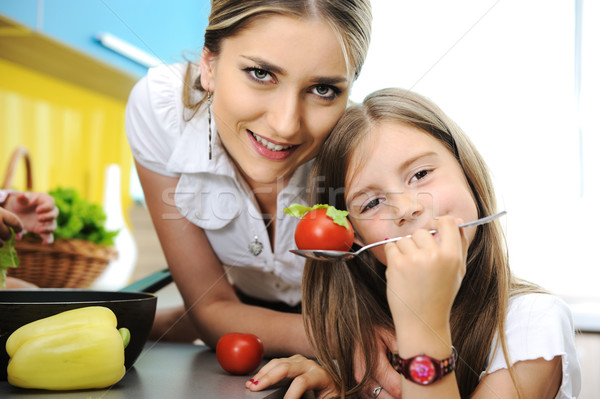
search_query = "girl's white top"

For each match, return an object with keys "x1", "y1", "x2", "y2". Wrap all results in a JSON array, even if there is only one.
[
  {"x1": 483, "y1": 293, "x2": 581, "y2": 398},
  {"x1": 125, "y1": 63, "x2": 310, "y2": 306}
]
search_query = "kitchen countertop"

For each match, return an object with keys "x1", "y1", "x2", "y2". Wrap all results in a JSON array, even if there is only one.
[{"x1": 0, "y1": 342, "x2": 307, "y2": 399}]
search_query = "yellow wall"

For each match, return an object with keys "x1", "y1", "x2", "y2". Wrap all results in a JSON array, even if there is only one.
[{"x1": 0, "y1": 58, "x2": 133, "y2": 211}]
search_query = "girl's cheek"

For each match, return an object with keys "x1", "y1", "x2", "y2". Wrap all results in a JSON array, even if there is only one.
[{"x1": 371, "y1": 247, "x2": 388, "y2": 266}]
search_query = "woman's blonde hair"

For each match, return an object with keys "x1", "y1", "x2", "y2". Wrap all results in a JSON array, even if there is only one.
[
  {"x1": 183, "y1": 0, "x2": 372, "y2": 112},
  {"x1": 303, "y1": 88, "x2": 540, "y2": 398}
]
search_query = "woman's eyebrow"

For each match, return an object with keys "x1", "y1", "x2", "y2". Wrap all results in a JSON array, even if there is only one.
[
  {"x1": 310, "y1": 76, "x2": 348, "y2": 86},
  {"x1": 242, "y1": 55, "x2": 285, "y2": 75}
]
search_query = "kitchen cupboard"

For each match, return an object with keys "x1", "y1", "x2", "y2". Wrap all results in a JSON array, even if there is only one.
[
  {"x1": 0, "y1": 0, "x2": 209, "y2": 206},
  {"x1": 0, "y1": 14, "x2": 132, "y2": 209},
  {"x1": 0, "y1": 0, "x2": 209, "y2": 77}
]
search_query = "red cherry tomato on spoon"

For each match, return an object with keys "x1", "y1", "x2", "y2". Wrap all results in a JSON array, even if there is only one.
[{"x1": 285, "y1": 204, "x2": 355, "y2": 251}]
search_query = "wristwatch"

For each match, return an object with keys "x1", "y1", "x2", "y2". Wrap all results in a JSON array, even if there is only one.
[{"x1": 391, "y1": 346, "x2": 457, "y2": 386}]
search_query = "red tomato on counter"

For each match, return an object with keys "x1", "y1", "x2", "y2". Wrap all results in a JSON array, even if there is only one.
[
  {"x1": 294, "y1": 208, "x2": 355, "y2": 251},
  {"x1": 216, "y1": 333, "x2": 264, "y2": 375}
]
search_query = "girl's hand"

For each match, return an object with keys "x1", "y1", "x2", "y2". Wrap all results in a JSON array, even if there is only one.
[
  {"x1": 353, "y1": 326, "x2": 402, "y2": 398},
  {"x1": 5, "y1": 192, "x2": 58, "y2": 245},
  {"x1": 384, "y1": 216, "x2": 469, "y2": 339},
  {"x1": 246, "y1": 354, "x2": 338, "y2": 399}
]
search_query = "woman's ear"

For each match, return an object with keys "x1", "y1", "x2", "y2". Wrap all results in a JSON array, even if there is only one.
[{"x1": 199, "y1": 47, "x2": 216, "y2": 91}]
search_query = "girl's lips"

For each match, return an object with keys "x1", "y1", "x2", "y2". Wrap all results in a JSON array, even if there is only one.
[{"x1": 247, "y1": 130, "x2": 298, "y2": 161}]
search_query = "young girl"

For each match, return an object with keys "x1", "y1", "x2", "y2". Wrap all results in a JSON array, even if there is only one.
[{"x1": 247, "y1": 88, "x2": 581, "y2": 398}]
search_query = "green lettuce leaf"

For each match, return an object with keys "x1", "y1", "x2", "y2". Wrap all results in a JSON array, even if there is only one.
[
  {"x1": 0, "y1": 228, "x2": 19, "y2": 288},
  {"x1": 283, "y1": 203, "x2": 350, "y2": 230},
  {"x1": 50, "y1": 187, "x2": 119, "y2": 246}
]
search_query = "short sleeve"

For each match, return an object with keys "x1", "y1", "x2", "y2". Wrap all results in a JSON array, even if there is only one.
[
  {"x1": 125, "y1": 63, "x2": 187, "y2": 177},
  {"x1": 484, "y1": 293, "x2": 581, "y2": 398}
]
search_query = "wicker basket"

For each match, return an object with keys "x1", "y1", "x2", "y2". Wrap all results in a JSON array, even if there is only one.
[{"x1": 3, "y1": 146, "x2": 117, "y2": 288}]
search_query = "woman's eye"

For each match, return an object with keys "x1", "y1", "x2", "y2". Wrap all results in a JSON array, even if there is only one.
[
  {"x1": 311, "y1": 84, "x2": 340, "y2": 100},
  {"x1": 361, "y1": 198, "x2": 382, "y2": 213},
  {"x1": 245, "y1": 67, "x2": 273, "y2": 83}
]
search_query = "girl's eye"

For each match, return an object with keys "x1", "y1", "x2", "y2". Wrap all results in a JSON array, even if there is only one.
[
  {"x1": 311, "y1": 84, "x2": 340, "y2": 101},
  {"x1": 410, "y1": 169, "x2": 430, "y2": 183},
  {"x1": 361, "y1": 198, "x2": 382, "y2": 214},
  {"x1": 245, "y1": 67, "x2": 274, "y2": 83}
]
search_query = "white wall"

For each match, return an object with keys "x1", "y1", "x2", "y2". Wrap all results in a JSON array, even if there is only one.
[{"x1": 351, "y1": 0, "x2": 600, "y2": 301}]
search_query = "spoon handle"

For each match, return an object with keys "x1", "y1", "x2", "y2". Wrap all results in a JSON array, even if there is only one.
[{"x1": 360, "y1": 211, "x2": 507, "y2": 252}]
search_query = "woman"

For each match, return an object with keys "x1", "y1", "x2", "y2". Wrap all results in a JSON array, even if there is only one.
[{"x1": 125, "y1": 0, "x2": 372, "y2": 359}]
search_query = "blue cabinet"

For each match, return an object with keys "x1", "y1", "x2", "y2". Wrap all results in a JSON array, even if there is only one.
[{"x1": 0, "y1": 0, "x2": 210, "y2": 77}]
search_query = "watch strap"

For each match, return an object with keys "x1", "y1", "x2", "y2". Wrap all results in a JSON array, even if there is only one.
[{"x1": 391, "y1": 346, "x2": 457, "y2": 386}]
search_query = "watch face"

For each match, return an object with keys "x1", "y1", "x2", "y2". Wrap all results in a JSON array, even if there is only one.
[{"x1": 409, "y1": 355, "x2": 436, "y2": 384}]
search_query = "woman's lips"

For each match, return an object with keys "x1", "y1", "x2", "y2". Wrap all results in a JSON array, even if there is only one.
[{"x1": 248, "y1": 130, "x2": 298, "y2": 161}]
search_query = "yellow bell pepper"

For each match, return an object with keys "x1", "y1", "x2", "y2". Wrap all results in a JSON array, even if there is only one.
[{"x1": 6, "y1": 306, "x2": 130, "y2": 390}]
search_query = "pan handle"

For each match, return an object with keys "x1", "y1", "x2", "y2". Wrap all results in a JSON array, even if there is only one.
[{"x1": 119, "y1": 268, "x2": 173, "y2": 293}]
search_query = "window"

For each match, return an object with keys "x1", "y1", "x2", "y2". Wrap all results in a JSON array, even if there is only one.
[{"x1": 352, "y1": 1, "x2": 599, "y2": 301}]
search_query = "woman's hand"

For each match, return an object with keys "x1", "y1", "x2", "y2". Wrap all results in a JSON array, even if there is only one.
[
  {"x1": 384, "y1": 216, "x2": 468, "y2": 349},
  {"x1": 353, "y1": 326, "x2": 402, "y2": 398},
  {"x1": 5, "y1": 276, "x2": 37, "y2": 289},
  {"x1": 246, "y1": 354, "x2": 338, "y2": 399},
  {"x1": 3, "y1": 192, "x2": 58, "y2": 245},
  {"x1": 0, "y1": 207, "x2": 23, "y2": 246}
]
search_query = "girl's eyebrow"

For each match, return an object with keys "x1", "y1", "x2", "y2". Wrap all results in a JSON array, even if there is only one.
[
  {"x1": 347, "y1": 151, "x2": 439, "y2": 203},
  {"x1": 241, "y1": 55, "x2": 348, "y2": 85},
  {"x1": 398, "y1": 151, "x2": 438, "y2": 173}
]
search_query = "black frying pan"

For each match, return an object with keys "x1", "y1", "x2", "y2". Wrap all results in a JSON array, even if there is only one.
[{"x1": 0, "y1": 268, "x2": 173, "y2": 381}]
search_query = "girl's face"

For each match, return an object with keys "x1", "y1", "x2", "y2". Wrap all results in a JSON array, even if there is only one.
[
  {"x1": 345, "y1": 121, "x2": 479, "y2": 264},
  {"x1": 200, "y1": 15, "x2": 351, "y2": 188}
]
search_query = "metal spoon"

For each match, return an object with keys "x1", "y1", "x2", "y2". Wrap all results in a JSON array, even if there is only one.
[{"x1": 290, "y1": 211, "x2": 507, "y2": 262}]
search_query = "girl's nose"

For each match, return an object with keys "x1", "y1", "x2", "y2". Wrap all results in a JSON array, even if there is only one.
[
  {"x1": 390, "y1": 194, "x2": 424, "y2": 227},
  {"x1": 267, "y1": 92, "x2": 302, "y2": 139}
]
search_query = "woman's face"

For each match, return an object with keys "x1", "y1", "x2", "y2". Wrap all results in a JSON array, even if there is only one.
[
  {"x1": 345, "y1": 121, "x2": 479, "y2": 264},
  {"x1": 200, "y1": 15, "x2": 351, "y2": 187}
]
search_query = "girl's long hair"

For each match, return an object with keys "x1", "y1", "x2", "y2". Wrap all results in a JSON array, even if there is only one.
[{"x1": 303, "y1": 88, "x2": 540, "y2": 398}]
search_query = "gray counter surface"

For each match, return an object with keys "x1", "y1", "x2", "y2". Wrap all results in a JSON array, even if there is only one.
[{"x1": 0, "y1": 342, "x2": 295, "y2": 398}]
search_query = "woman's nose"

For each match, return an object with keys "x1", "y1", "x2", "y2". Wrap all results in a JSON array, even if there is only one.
[{"x1": 267, "y1": 92, "x2": 302, "y2": 139}]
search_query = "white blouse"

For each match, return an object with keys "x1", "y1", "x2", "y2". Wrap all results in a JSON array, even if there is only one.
[
  {"x1": 483, "y1": 293, "x2": 581, "y2": 398},
  {"x1": 125, "y1": 63, "x2": 311, "y2": 306}
]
